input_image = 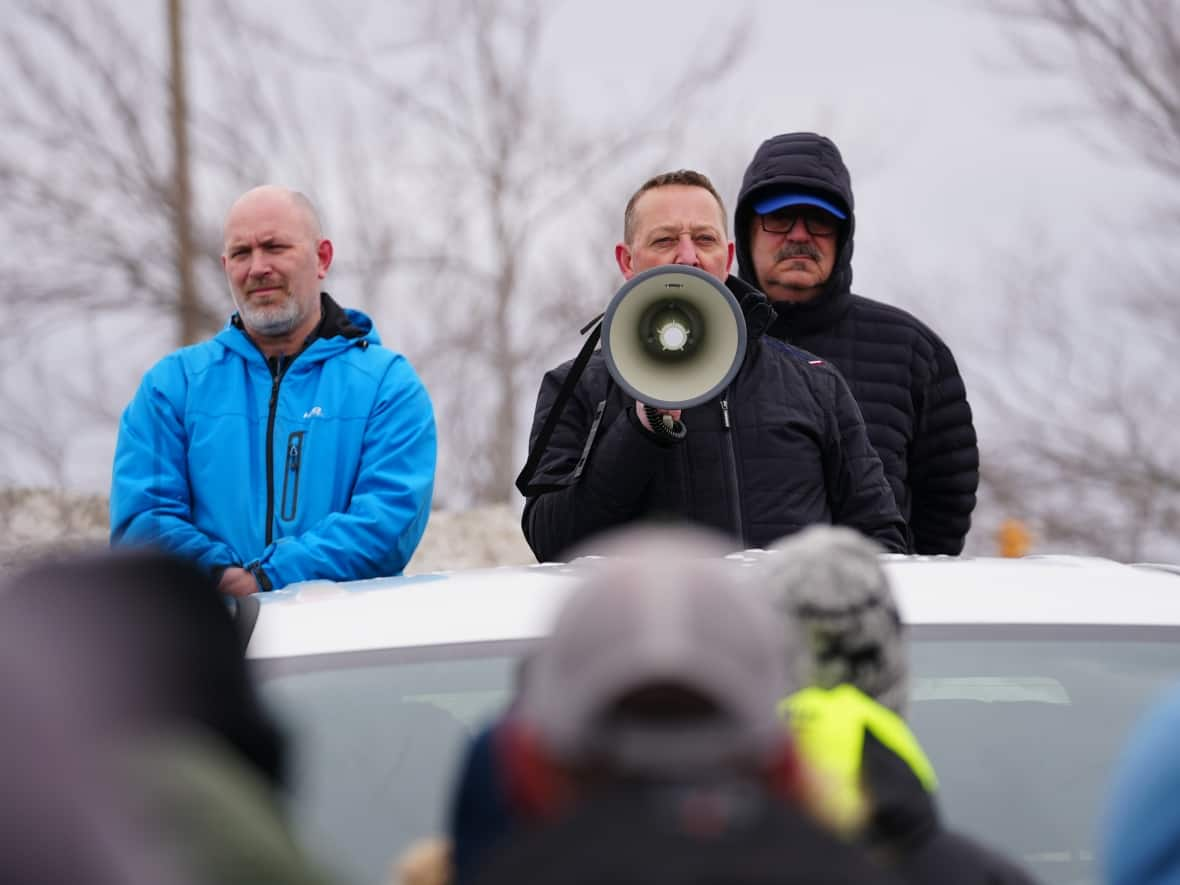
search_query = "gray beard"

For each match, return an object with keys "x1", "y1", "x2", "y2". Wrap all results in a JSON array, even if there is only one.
[{"x1": 238, "y1": 299, "x2": 303, "y2": 337}]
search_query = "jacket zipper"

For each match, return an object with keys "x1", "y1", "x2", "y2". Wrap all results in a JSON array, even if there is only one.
[
  {"x1": 719, "y1": 397, "x2": 745, "y2": 544},
  {"x1": 263, "y1": 360, "x2": 289, "y2": 545},
  {"x1": 280, "y1": 431, "x2": 305, "y2": 521}
]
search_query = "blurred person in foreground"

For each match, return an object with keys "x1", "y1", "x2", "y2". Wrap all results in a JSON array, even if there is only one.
[
  {"x1": 110, "y1": 185, "x2": 436, "y2": 596},
  {"x1": 0, "y1": 548, "x2": 336, "y2": 885},
  {"x1": 519, "y1": 169, "x2": 906, "y2": 561},
  {"x1": 736, "y1": 133, "x2": 978, "y2": 554},
  {"x1": 0, "y1": 609, "x2": 172, "y2": 884},
  {"x1": 1103, "y1": 682, "x2": 1180, "y2": 885},
  {"x1": 762, "y1": 526, "x2": 1038, "y2": 884},
  {"x1": 456, "y1": 525, "x2": 903, "y2": 885}
]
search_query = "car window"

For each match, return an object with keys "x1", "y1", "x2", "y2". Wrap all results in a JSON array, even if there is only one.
[
  {"x1": 256, "y1": 628, "x2": 1180, "y2": 885},
  {"x1": 258, "y1": 640, "x2": 534, "y2": 885},
  {"x1": 908, "y1": 625, "x2": 1180, "y2": 885}
]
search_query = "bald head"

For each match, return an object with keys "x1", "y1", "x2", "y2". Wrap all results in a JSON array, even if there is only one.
[
  {"x1": 220, "y1": 184, "x2": 334, "y2": 354},
  {"x1": 223, "y1": 185, "x2": 322, "y2": 245}
]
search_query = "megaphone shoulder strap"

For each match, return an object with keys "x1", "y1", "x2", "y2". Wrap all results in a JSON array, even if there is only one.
[{"x1": 515, "y1": 319, "x2": 605, "y2": 497}]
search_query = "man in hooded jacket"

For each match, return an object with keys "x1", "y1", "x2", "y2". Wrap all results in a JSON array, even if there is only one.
[
  {"x1": 735, "y1": 133, "x2": 978, "y2": 554},
  {"x1": 110, "y1": 186, "x2": 436, "y2": 594}
]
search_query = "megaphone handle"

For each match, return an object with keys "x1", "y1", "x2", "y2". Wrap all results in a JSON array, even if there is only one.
[
  {"x1": 642, "y1": 404, "x2": 686, "y2": 441},
  {"x1": 515, "y1": 322, "x2": 603, "y2": 497}
]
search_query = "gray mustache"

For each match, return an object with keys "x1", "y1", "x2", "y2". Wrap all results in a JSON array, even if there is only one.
[{"x1": 775, "y1": 244, "x2": 821, "y2": 262}]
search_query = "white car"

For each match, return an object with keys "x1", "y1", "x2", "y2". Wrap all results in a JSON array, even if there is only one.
[{"x1": 245, "y1": 555, "x2": 1180, "y2": 885}]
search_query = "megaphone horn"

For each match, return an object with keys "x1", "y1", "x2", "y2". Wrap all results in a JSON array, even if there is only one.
[{"x1": 602, "y1": 266, "x2": 747, "y2": 410}]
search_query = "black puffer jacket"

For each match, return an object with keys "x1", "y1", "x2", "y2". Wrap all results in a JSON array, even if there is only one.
[
  {"x1": 520, "y1": 275, "x2": 906, "y2": 561},
  {"x1": 735, "y1": 133, "x2": 979, "y2": 555}
]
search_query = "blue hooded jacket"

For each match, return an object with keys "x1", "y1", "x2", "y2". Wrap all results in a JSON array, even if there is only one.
[
  {"x1": 110, "y1": 296, "x2": 436, "y2": 589},
  {"x1": 1104, "y1": 683, "x2": 1180, "y2": 885}
]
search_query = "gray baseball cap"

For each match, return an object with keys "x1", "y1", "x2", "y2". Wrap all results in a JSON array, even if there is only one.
[{"x1": 516, "y1": 526, "x2": 790, "y2": 775}]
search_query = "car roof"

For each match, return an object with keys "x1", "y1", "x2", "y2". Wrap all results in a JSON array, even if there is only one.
[{"x1": 245, "y1": 554, "x2": 1180, "y2": 660}]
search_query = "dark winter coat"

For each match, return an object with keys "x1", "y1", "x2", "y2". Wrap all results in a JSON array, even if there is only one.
[
  {"x1": 862, "y1": 730, "x2": 1041, "y2": 885},
  {"x1": 735, "y1": 133, "x2": 979, "y2": 554},
  {"x1": 473, "y1": 778, "x2": 907, "y2": 885},
  {"x1": 520, "y1": 275, "x2": 907, "y2": 561}
]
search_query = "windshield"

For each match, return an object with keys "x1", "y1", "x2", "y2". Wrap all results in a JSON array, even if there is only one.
[
  {"x1": 907, "y1": 626, "x2": 1180, "y2": 885},
  {"x1": 257, "y1": 626, "x2": 1180, "y2": 885}
]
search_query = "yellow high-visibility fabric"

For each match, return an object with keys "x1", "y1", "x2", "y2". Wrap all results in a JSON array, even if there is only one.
[{"x1": 779, "y1": 685, "x2": 938, "y2": 834}]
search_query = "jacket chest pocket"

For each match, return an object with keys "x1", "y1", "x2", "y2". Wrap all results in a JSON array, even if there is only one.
[{"x1": 280, "y1": 431, "x2": 305, "y2": 521}]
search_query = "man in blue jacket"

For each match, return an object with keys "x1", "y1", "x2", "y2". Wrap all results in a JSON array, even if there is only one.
[{"x1": 110, "y1": 185, "x2": 436, "y2": 595}]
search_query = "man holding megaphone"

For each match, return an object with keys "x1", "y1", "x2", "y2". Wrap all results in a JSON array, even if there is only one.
[{"x1": 516, "y1": 170, "x2": 906, "y2": 561}]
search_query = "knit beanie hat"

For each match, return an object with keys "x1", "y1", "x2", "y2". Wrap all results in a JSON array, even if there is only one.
[{"x1": 760, "y1": 526, "x2": 908, "y2": 716}]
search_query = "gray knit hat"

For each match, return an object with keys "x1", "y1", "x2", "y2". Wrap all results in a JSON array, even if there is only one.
[{"x1": 761, "y1": 526, "x2": 908, "y2": 715}]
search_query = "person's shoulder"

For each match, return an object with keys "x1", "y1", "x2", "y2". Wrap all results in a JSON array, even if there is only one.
[
  {"x1": 846, "y1": 294, "x2": 959, "y2": 356},
  {"x1": 543, "y1": 350, "x2": 610, "y2": 387},
  {"x1": 141, "y1": 336, "x2": 230, "y2": 386},
  {"x1": 760, "y1": 336, "x2": 830, "y2": 368},
  {"x1": 477, "y1": 782, "x2": 892, "y2": 885},
  {"x1": 907, "y1": 828, "x2": 1039, "y2": 885},
  {"x1": 758, "y1": 338, "x2": 844, "y2": 390}
]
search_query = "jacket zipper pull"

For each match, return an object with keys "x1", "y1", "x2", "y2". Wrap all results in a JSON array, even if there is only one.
[{"x1": 720, "y1": 399, "x2": 731, "y2": 429}]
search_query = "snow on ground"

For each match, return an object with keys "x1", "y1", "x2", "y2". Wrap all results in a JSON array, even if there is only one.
[{"x1": 0, "y1": 489, "x2": 535, "y2": 579}]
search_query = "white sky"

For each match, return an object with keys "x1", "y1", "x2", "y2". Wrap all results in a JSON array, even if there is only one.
[{"x1": 545, "y1": 0, "x2": 1160, "y2": 265}]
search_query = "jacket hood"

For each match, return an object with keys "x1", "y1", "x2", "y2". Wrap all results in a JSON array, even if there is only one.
[
  {"x1": 725, "y1": 273, "x2": 775, "y2": 343},
  {"x1": 734, "y1": 132, "x2": 856, "y2": 308}
]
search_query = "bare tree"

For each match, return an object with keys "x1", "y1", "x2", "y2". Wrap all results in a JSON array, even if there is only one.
[
  {"x1": 342, "y1": 0, "x2": 751, "y2": 505},
  {"x1": 0, "y1": 0, "x2": 225, "y2": 343},
  {"x1": 984, "y1": 0, "x2": 1180, "y2": 182},
  {"x1": 955, "y1": 247, "x2": 1180, "y2": 561},
  {"x1": 0, "y1": 0, "x2": 438, "y2": 497},
  {"x1": 952, "y1": 1, "x2": 1180, "y2": 560},
  {"x1": 0, "y1": 0, "x2": 749, "y2": 516}
]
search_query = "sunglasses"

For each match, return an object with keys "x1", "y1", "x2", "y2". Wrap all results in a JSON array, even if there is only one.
[{"x1": 758, "y1": 207, "x2": 841, "y2": 237}]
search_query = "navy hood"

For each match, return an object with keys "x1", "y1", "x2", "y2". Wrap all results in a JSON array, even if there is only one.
[{"x1": 734, "y1": 132, "x2": 856, "y2": 305}]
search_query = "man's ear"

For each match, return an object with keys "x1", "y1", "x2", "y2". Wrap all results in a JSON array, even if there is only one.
[
  {"x1": 615, "y1": 242, "x2": 635, "y2": 280},
  {"x1": 316, "y1": 238, "x2": 334, "y2": 278},
  {"x1": 724, "y1": 241, "x2": 735, "y2": 275}
]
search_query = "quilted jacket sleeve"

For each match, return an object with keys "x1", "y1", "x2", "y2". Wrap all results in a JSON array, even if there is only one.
[
  {"x1": 908, "y1": 339, "x2": 978, "y2": 555},
  {"x1": 822, "y1": 369, "x2": 909, "y2": 554}
]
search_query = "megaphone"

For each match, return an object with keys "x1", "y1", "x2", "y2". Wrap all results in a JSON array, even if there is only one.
[{"x1": 601, "y1": 265, "x2": 747, "y2": 410}]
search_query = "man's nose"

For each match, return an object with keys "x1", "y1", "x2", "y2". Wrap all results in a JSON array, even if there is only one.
[
  {"x1": 785, "y1": 217, "x2": 811, "y2": 240},
  {"x1": 673, "y1": 235, "x2": 700, "y2": 266},
  {"x1": 248, "y1": 251, "x2": 272, "y2": 277}
]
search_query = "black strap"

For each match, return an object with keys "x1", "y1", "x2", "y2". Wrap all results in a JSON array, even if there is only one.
[{"x1": 515, "y1": 316, "x2": 604, "y2": 497}]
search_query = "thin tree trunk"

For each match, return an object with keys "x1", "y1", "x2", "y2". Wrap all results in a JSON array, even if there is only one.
[{"x1": 168, "y1": 0, "x2": 200, "y2": 346}]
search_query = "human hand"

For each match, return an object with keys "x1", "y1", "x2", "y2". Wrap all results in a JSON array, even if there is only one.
[
  {"x1": 635, "y1": 400, "x2": 682, "y2": 433},
  {"x1": 218, "y1": 566, "x2": 260, "y2": 598}
]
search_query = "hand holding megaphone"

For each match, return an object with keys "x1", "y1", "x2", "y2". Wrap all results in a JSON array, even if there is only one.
[
  {"x1": 602, "y1": 266, "x2": 747, "y2": 411},
  {"x1": 636, "y1": 401, "x2": 682, "y2": 435}
]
